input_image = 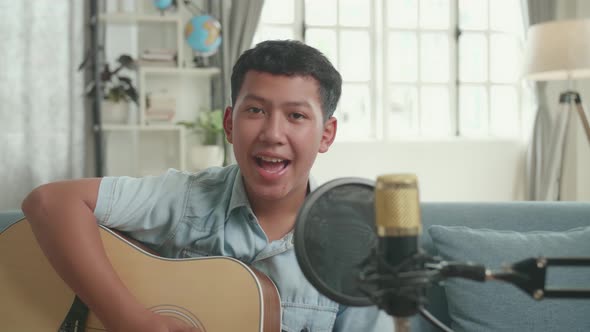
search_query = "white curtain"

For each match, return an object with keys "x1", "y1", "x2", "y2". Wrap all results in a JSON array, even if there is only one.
[
  {"x1": 0, "y1": 0, "x2": 85, "y2": 210},
  {"x1": 522, "y1": 0, "x2": 561, "y2": 200},
  {"x1": 209, "y1": 0, "x2": 265, "y2": 165}
]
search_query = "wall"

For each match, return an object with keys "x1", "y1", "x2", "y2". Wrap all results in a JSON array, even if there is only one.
[{"x1": 312, "y1": 139, "x2": 526, "y2": 202}]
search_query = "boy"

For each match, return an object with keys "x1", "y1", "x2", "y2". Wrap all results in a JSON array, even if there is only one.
[{"x1": 23, "y1": 40, "x2": 392, "y2": 331}]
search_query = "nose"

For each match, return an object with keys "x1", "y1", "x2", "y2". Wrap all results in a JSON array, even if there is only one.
[{"x1": 259, "y1": 112, "x2": 286, "y2": 145}]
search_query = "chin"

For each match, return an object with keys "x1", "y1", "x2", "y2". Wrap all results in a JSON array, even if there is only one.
[{"x1": 251, "y1": 183, "x2": 291, "y2": 201}]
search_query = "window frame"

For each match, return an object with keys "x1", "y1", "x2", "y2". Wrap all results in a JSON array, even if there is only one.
[
  {"x1": 382, "y1": 0, "x2": 460, "y2": 138},
  {"x1": 304, "y1": 0, "x2": 379, "y2": 141},
  {"x1": 254, "y1": 0, "x2": 526, "y2": 140}
]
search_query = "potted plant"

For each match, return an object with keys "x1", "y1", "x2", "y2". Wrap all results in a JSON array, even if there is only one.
[
  {"x1": 196, "y1": 109, "x2": 224, "y2": 145},
  {"x1": 178, "y1": 109, "x2": 226, "y2": 170},
  {"x1": 83, "y1": 54, "x2": 138, "y2": 124}
]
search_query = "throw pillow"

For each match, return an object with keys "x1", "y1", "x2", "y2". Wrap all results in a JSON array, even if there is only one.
[{"x1": 428, "y1": 225, "x2": 590, "y2": 332}]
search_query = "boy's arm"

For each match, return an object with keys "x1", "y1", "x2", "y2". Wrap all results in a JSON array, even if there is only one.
[{"x1": 21, "y1": 179, "x2": 196, "y2": 332}]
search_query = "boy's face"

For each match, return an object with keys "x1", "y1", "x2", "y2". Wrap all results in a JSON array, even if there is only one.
[{"x1": 224, "y1": 70, "x2": 337, "y2": 203}]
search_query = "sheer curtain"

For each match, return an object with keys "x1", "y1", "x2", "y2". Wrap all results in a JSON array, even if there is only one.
[
  {"x1": 209, "y1": 0, "x2": 265, "y2": 165},
  {"x1": 522, "y1": 0, "x2": 560, "y2": 200},
  {"x1": 0, "y1": 0, "x2": 85, "y2": 210}
]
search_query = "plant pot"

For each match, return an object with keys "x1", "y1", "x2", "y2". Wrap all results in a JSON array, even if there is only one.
[
  {"x1": 189, "y1": 144, "x2": 224, "y2": 171},
  {"x1": 102, "y1": 100, "x2": 129, "y2": 124}
]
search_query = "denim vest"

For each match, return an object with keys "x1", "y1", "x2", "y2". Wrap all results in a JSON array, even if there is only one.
[{"x1": 94, "y1": 165, "x2": 392, "y2": 332}]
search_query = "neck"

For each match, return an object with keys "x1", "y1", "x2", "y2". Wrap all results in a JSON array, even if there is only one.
[{"x1": 248, "y1": 182, "x2": 309, "y2": 242}]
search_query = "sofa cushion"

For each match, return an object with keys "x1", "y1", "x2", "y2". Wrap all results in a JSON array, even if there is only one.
[{"x1": 428, "y1": 225, "x2": 590, "y2": 332}]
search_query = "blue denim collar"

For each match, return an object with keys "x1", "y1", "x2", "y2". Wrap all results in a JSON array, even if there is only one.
[{"x1": 226, "y1": 165, "x2": 318, "y2": 219}]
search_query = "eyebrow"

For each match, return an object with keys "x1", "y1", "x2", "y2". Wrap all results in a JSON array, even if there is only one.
[
  {"x1": 243, "y1": 94, "x2": 268, "y2": 104},
  {"x1": 243, "y1": 94, "x2": 312, "y2": 109}
]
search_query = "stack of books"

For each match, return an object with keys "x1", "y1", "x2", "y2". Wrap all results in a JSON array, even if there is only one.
[
  {"x1": 146, "y1": 92, "x2": 176, "y2": 123},
  {"x1": 138, "y1": 49, "x2": 176, "y2": 67}
]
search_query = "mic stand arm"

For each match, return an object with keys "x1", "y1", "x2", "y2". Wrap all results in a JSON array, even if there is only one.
[
  {"x1": 489, "y1": 257, "x2": 590, "y2": 299},
  {"x1": 360, "y1": 253, "x2": 590, "y2": 332},
  {"x1": 429, "y1": 257, "x2": 590, "y2": 299}
]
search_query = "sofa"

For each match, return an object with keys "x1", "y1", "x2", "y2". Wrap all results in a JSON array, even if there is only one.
[
  {"x1": 2, "y1": 203, "x2": 589, "y2": 331},
  {"x1": 412, "y1": 202, "x2": 590, "y2": 332}
]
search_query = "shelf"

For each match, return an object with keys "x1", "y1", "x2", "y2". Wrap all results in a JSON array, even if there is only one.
[
  {"x1": 140, "y1": 67, "x2": 221, "y2": 77},
  {"x1": 99, "y1": 13, "x2": 180, "y2": 23},
  {"x1": 99, "y1": 2, "x2": 214, "y2": 176},
  {"x1": 102, "y1": 124, "x2": 183, "y2": 131}
]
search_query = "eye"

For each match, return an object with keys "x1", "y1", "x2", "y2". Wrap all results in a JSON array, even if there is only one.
[
  {"x1": 247, "y1": 107, "x2": 264, "y2": 114},
  {"x1": 290, "y1": 112, "x2": 306, "y2": 120}
]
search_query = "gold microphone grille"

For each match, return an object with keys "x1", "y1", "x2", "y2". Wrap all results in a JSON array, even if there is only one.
[{"x1": 375, "y1": 174, "x2": 421, "y2": 237}]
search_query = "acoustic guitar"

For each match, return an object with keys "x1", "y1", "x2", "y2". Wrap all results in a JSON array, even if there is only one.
[{"x1": 0, "y1": 219, "x2": 282, "y2": 331}]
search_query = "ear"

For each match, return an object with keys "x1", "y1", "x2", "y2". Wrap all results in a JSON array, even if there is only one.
[
  {"x1": 318, "y1": 116, "x2": 337, "y2": 153},
  {"x1": 223, "y1": 106, "x2": 234, "y2": 144}
]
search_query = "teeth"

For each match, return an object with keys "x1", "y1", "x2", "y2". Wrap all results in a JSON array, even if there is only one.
[{"x1": 258, "y1": 156, "x2": 284, "y2": 163}]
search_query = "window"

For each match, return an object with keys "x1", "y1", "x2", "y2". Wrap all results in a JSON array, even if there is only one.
[
  {"x1": 252, "y1": 0, "x2": 300, "y2": 42},
  {"x1": 254, "y1": 0, "x2": 526, "y2": 141}
]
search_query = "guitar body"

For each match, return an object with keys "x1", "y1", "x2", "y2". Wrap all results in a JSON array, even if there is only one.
[{"x1": 0, "y1": 219, "x2": 281, "y2": 331}]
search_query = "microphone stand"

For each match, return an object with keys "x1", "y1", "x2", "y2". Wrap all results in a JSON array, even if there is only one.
[{"x1": 359, "y1": 251, "x2": 590, "y2": 332}]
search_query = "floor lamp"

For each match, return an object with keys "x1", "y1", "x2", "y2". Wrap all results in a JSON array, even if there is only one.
[
  {"x1": 523, "y1": 18, "x2": 590, "y2": 200},
  {"x1": 523, "y1": 18, "x2": 590, "y2": 143}
]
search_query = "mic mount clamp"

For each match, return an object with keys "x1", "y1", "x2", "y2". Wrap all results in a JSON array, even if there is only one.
[{"x1": 358, "y1": 250, "x2": 452, "y2": 314}]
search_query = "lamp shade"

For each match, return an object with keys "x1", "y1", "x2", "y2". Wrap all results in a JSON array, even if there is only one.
[{"x1": 523, "y1": 18, "x2": 590, "y2": 81}]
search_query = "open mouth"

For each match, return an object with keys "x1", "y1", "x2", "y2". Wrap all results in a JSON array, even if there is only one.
[{"x1": 255, "y1": 156, "x2": 291, "y2": 173}]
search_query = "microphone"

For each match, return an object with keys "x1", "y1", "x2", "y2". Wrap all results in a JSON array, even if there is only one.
[
  {"x1": 294, "y1": 176, "x2": 590, "y2": 332},
  {"x1": 374, "y1": 174, "x2": 423, "y2": 318}
]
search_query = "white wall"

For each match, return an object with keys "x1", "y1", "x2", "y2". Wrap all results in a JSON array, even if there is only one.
[{"x1": 312, "y1": 139, "x2": 526, "y2": 202}]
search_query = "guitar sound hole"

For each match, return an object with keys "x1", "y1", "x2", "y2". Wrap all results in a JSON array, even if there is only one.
[{"x1": 150, "y1": 305, "x2": 206, "y2": 331}]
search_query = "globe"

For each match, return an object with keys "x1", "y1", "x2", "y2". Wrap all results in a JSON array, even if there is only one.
[
  {"x1": 184, "y1": 15, "x2": 222, "y2": 56},
  {"x1": 153, "y1": 0, "x2": 174, "y2": 10}
]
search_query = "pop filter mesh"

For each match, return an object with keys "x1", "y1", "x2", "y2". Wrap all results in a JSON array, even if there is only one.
[{"x1": 294, "y1": 178, "x2": 377, "y2": 306}]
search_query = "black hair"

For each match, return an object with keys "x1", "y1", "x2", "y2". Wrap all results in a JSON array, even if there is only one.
[{"x1": 231, "y1": 40, "x2": 342, "y2": 120}]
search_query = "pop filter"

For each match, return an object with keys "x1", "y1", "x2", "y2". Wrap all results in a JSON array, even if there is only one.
[{"x1": 294, "y1": 177, "x2": 377, "y2": 306}]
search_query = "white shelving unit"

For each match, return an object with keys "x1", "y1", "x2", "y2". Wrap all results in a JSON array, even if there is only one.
[{"x1": 99, "y1": 0, "x2": 221, "y2": 177}]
